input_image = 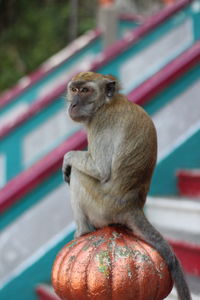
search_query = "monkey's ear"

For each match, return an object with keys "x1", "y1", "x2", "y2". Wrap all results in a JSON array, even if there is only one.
[{"x1": 105, "y1": 81, "x2": 116, "y2": 98}]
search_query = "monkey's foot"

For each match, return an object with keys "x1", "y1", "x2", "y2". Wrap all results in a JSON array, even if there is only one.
[{"x1": 74, "y1": 228, "x2": 94, "y2": 239}]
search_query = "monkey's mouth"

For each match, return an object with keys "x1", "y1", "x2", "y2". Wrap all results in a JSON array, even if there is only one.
[
  {"x1": 69, "y1": 105, "x2": 79, "y2": 118},
  {"x1": 68, "y1": 105, "x2": 85, "y2": 122}
]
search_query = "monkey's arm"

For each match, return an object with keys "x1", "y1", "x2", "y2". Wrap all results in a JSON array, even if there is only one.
[{"x1": 63, "y1": 151, "x2": 111, "y2": 183}]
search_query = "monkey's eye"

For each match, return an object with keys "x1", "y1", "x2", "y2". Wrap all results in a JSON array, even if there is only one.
[
  {"x1": 81, "y1": 87, "x2": 89, "y2": 93},
  {"x1": 71, "y1": 87, "x2": 77, "y2": 93}
]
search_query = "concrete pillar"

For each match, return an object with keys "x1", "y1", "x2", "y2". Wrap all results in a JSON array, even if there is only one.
[{"x1": 98, "y1": 1, "x2": 118, "y2": 48}]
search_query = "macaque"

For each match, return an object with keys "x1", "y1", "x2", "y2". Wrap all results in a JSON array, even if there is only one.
[{"x1": 63, "y1": 71, "x2": 191, "y2": 300}]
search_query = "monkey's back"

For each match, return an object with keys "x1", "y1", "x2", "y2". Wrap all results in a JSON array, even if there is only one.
[{"x1": 88, "y1": 94, "x2": 157, "y2": 207}]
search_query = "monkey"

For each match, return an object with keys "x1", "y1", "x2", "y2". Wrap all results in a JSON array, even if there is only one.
[{"x1": 62, "y1": 71, "x2": 191, "y2": 300}]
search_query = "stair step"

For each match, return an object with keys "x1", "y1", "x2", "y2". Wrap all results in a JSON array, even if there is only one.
[
  {"x1": 146, "y1": 196, "x2": 200, "y2": 276},
  {"x1": 177, "y1": 169, "x2": 200, "y2": 198},
  {"x1": 165, "y1": 285, "x2": 199, "y2": 300},
  {"x1": 165, "y1": 274, "x2": 200, "y2": 299},
  {"x1": 146, "y1": 196, "x2": 200, "y2": 234},
  {"x1": 152, "y1": 79, "x2": 200, "y2": 163},
  {"x1": 158, "y1": 227, "x2": 200, "y2": 245},
  {"x1": 162, "y1": 228, "x2": 200, "y2": 276},
  {"x1": 0, "y1": 184, "x2": 75, "y2": 289}
]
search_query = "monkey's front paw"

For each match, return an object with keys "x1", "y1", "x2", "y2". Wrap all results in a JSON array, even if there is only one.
[
  {"x1": 62, "y1": 151, "x2": 74, "y2": 184},
  {"x1": 63, "y1": 165, "x2": 71, "y2": 184}
]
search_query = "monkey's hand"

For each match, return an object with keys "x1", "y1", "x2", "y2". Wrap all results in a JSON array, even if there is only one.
[
  {"x1": 62, "y1": 151, "x2": 74, "y2": 184},
  {"x1": 63, "y1": 150, "x2": 111, "y2": 183}
]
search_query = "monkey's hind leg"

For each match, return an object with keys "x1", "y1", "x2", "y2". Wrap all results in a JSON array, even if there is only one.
[
  {"x1": 70, "y1": 168, "x2": 95, "y2": 239},
  {"x1": 126, "y1": 210, "x2": 191, "y2": 300},
  {"x1": 70, "y1": 193, "x2": 95, "y2": 238},
  {"x1": 74, "y1": 217, "x2": 95, "y2": 239},
  {"x1": 71, "y1": 198, "x2": 95, "y2": 238}
]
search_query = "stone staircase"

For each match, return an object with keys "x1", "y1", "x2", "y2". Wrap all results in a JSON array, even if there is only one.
[
  {"x1": 177, "y1": 169, "x2": 200, "y2": 198},
  {"x1": 146, "y1": 196, "x2": 200, "y2": 299}
]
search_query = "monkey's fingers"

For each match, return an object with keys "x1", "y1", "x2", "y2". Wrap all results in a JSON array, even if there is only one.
[
  {"x1": 64, "y1": 174, "x2": 70, "y2": 184},
  {"x1": 63, "y1": 165, "x2": 71, "y2": 184}
]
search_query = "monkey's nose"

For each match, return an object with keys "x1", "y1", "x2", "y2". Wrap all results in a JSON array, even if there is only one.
[{"x1": 71, "y1": 103, "x2": 77, "y2": 108}]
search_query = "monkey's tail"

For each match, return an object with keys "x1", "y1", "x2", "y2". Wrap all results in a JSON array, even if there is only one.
[{"x1": 128, "y1": 209, "x2": 192, "y2": 300}]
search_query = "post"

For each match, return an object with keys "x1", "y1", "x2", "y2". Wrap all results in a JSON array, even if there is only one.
[
  {"x1": 98, "y1": 0, "x2": 118, "y2": 48},
  {"x1": 69, "y1": 0, "x2": 78, "y2": 41}
]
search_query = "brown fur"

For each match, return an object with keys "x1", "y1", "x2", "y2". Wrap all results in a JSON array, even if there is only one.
[{"x1": 86, "y1": 94, "x2": 157, "y2": 209}]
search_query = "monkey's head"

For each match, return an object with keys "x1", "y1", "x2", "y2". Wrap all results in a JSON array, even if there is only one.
[{"x1": 67, "y1": 72, "x2": 119, "y2": 123}]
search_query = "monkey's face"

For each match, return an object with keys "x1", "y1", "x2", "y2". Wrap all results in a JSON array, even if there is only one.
[
  {"x1": 67, "y1": 72, "x2": 118, "y2": 123},
  {"x1": 67, "y1": 80, "x2": 99, "y2": 122}
]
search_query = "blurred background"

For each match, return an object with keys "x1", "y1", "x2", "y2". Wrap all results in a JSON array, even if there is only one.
[
  {"x1": 0, "y1": 0, "x2": 167, "y2": 93},
  {"x1": 0, "y1": 0, "x2": 200, "y2": 299},
  {"x1": 0, "y1": 0, "x2": 97, "y2": 92}
]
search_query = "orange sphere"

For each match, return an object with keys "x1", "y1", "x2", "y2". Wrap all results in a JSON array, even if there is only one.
[{"x1": 52, "y1": 226, "x2": 173, "y2": 300}]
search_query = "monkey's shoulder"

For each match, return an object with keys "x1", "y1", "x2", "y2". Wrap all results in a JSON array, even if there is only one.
[
  {"x1": 88, "y1": 93, "x2": 155, "y2": 137},
  {"x1": 112, "y1": 94, "x2": 151, "y2": 120}
]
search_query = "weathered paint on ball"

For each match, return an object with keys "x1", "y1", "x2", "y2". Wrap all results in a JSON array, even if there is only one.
[{"x1": 52, "y1": 226, "x2": 173, "y2": 300}]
